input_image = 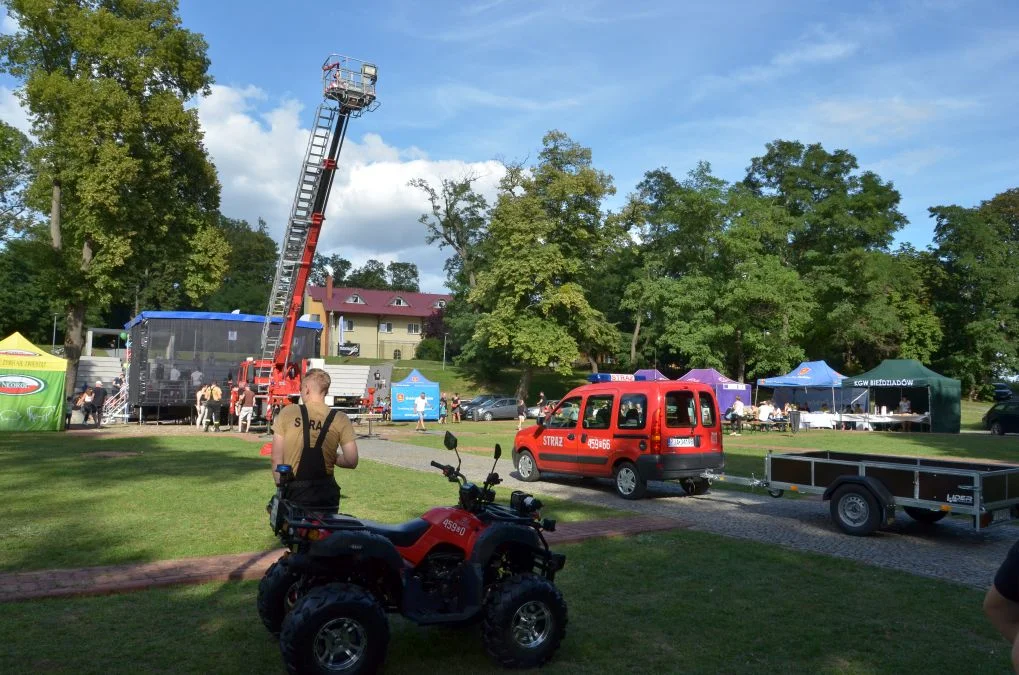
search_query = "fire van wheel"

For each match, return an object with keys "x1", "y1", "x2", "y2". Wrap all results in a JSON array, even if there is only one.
[
  {"x1": 614, "y1": 461, "x2": 647, "y2": 500},
  {"x1": 516, "y1": 451, "x2": 541, "y2": 482},
  {"x1": 830, "y1": 484, "x2": 881, "y2": 536},
  {"x1": 280, "y1": 583, "x2": 389, "y2": 675},
  {"x1": 681, "y1": 477, "x2": 710, "y2": 496},
  {"x1": 257, "y1": 555, "x2": 304, "y2": 635},
  {"x1": 903, "y1": 506, "x2": 948, "y2": 524}
]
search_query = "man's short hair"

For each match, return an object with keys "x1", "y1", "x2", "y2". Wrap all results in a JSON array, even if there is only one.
[{"x1": 303, "y1": 368, "x2": 331, "y2": 395}]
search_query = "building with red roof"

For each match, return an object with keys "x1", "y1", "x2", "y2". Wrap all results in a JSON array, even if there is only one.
[{"x1": 304, "y1": 276, "x2": 451, "y2": 359}]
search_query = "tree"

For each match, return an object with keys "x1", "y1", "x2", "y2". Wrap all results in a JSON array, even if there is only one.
[
  {"x1": 346, "y1": 259, "x2": 388, "y2": 289},
  {"x1": 309, "y1": 252, "x2": 351, "y2": 287},
  {"x1": 202, "y1": 216, "x2": 278, "y2": 313},
  {"x1": 929, "y1": 193, "x2": 1019, "y2": 397},
  {"x1": 470, "y1": 144, "x2": 617, "y2": 398},
  {"x1": 387, "y1": 261, "x2": 419, "y2": 292},
  {"x1": 0, "y1": 120, "x2": 32, "y2": 241},
  {"x1": 1, "y1": 0, "x2": 225, "y2": 393},
  {"x1": 410, "y1": 172, "x2": 490, "y2": 289}
]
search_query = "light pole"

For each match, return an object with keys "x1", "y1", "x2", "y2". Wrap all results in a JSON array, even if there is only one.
[
  {"x1": 51, "y1": 313, "x2": 60, "y2": 353},
  {"x1": 442, "y1": 333, "x2": 448, "y2": 370}
]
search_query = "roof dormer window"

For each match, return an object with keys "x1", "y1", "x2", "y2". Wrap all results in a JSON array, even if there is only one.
[
  {"x1": 390, "y1": 296, "x2": 408, "y2": 307},
  {"x1": 346, "y1": 294, "x2": 365, "y2": 304},
  {"x1": 435, "y1": 299, "x2": 447, "y2": 309}
]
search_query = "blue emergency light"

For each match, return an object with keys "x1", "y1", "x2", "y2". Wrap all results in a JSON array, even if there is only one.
[{"x1": 587, "y1": 373, "x2": 646, "y2": 383}]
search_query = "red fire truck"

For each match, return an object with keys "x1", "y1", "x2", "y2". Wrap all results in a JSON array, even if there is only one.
[{"x1": 237, "y1": 55, "x2": 379, "y2": 420}]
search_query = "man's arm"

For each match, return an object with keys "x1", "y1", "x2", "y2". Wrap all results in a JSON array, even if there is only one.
[
  {"x1": 336, "y1": 440, "x2": 359, "y2": 469},
  {"x1": 271, "y1": 432, "x2": 286, "y2": 485}
]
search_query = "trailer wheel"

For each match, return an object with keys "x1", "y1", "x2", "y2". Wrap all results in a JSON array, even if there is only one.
[
  {"x1": 830, "y1": 484, "x2": 881, "y2": 536},
  {"x1": 903, "y1": 506, "x2": 948, "y2": 524}
]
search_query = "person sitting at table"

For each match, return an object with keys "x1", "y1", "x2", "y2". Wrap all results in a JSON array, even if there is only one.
[
  {"x1": 853, "y1": 403, "x2": 864, "y2": 414},
  {"x1": 757, "y1": 400, "x2": 773, "y2": 425},
  {"x1": 820, "y1": 403, "x2": 830, "y2": 413}
]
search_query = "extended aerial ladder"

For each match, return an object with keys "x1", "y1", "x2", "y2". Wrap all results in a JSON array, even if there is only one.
[{"x1": 239, "y1": 55, "x2": 379, "y2": 419}]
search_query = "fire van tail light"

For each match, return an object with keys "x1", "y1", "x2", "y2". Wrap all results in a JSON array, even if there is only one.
[{"x1": 650, "y1": 408, "x2": 663, "y2": 454}]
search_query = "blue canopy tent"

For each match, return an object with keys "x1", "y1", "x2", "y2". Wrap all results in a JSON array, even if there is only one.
[
  {"x1": 390, "y1": 369, "x2": 440, "y2": 421},
  {"x1": 756, "y1": 360, "x2": 868, "y2": 413}
]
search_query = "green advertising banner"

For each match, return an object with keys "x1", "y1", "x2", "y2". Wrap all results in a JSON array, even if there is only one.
[
  {"x1": 0, "y1": 369, "x2": 66, "y2": 431},
  {"x1": 0, "y1": 332, "x2": 67, "y2": 432}
]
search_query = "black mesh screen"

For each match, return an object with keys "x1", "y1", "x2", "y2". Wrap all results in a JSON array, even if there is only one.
[{"x1": 128, "y1": 317, "x2": 320, "y2": 407}]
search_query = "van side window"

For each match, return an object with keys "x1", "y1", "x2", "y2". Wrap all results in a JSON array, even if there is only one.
[
  {"x1": 665, "y1": 391, "x2": 696, "y2": 428},
  {"x1": 547, "y1": 396, "x2": 581, "y2": 429},
  {"x1": 582, "y1": 395, "x2": 613, "y2": 429},
  {"x1": 618, "y1": 394, "x2": 647, "y2": 429},
  {"x1": 698, "y1": 392, "x2": 716, "y2": 426}
]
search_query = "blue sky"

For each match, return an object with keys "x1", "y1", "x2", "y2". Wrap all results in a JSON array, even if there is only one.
[{"x1": 3, "y1": 0, "x2": 1019, "y2": 292}]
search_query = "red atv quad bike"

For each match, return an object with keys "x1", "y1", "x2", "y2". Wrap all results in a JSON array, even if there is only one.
[{"x1": 260, "y1": 431, "x2": 568, "y2": 674}]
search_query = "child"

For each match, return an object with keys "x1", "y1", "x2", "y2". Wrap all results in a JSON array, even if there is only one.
[
  {"x1": 438, "y1": 399, "x2": 448, "y2": 425},
  {"x1": 516, "y1": 398, "x2": 527, "y2": 431}
]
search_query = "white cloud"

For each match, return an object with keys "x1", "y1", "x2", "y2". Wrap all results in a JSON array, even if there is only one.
[
  {"x1": 196, "y1": 84, "x2": 505, "y2": 293},
  {"x1": 868, "y1": 147, "x2": 952, "y2": 177},
  {"x1": 0, "y1": 87, "x2": 31, "y2": 134},
  {"x1": 806, "y1": 96, "x2": 976, "y2": 144},
  {"x1": 693, "y1": 36, "x2": 859, "y2": 99}
]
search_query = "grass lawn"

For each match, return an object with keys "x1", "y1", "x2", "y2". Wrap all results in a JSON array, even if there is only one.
[
  {"x1": 0, "y1": 433, "x2": 620, "y2": 573},
  {"x1": 1, "y1": 528, "x2": 1007, "y2": 674}
]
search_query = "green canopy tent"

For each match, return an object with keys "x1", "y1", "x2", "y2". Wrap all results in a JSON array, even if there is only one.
[
  {"x1": 842, "y1": 359, "x2": 961, "y2": 434},
  {"x1": 0, "y1": 332, "x2": 67, "y2": 431}
]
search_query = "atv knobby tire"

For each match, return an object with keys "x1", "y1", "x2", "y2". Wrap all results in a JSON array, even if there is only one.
[
  {"x1": 280, "y1": 583, "x2": 389, "y2": 675},
  {"x1": 258, "y1": 554, "x2": 303, "y2": 635},
  {"x1": 482, "y1": 573, "x2": 567, "y2": 669}
]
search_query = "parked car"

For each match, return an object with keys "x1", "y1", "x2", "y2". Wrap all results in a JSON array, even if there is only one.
[
  {"x1": 984, "y1": 401, "x2": 1019, "y2": 435},
  {"x1": 527, "y1": 399, "x2": 560, "y2": 419},
  {"x1": 993, "y1": 383, "x2": 1013, "y2": 401},
  {"x1": 472, "y1": 397, "x2": 520, "y2": 421},
  {"x1": 459, "y1": 394, "x2": 509, "y2": 419},
  {"x1": 512, "y1": 375, "x2": 724, "y2": 499}
]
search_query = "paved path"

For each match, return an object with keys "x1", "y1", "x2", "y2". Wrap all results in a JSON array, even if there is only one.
[
  {"x1": 0, "y1": 515, "x2": 683, "y2": 603},
  {"x1": 357, "y1": 436, "x2": 1019, "y2": 590}
]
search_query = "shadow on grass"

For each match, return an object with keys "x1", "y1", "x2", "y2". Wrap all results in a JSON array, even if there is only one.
[{"x1": 0, "y1": 433, "x2": 274, "y2": 572}]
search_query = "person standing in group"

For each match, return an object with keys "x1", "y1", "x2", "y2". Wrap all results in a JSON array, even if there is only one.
[
  {"x1": 271, "y1": 368, "x2": 358, "y2": 513},
  {"x1": 237, "y1": 383, "x2": 256, "y2": 433},
  {"x1": 536, "y1": 391, "x2": 545, "y2": 412},
  {"x1": 415, "y1": 392, "x2": 429, "y2": 432},
  {"x1": 227, "y1": 378, "x2": 239, "y2": 429},
  {"x1": 438, "y1": 394, "x2": 448, "y2": 425},
  {"x1": 730, "y1": 396, "x2": 745, "y2": 436},
  {"x1": 516, "y1": 398, "x2": 527, "y2": 431},
  {"x1": 451, "y1": 393, "x2": 461, "y2": 423},
  {"x1": 203, "y1": 381, "x2": 224, "y2": 432},
  {"x1": 92, "y1": 380, "x2": 108, "y2": 428},
  {"x1": 195, "y1": 385, "x2": 209, "y2": 427}
]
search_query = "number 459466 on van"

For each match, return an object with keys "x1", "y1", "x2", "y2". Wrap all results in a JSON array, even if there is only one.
[{"x1": 511, "y1": 374, "x2": 724, "y2": 500}]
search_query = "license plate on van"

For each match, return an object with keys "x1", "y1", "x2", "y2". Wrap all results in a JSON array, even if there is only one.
[{"x1": 667, "y1": 437, "x2": 695, "y2": 448}]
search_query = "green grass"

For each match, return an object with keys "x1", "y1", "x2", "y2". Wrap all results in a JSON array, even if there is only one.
[
  {"x1": 0, "y1": 433, "x2": 620, "y2": 572},
  {"x1": 0, "y1": 528, "x2": 1007, "y2": 674}
]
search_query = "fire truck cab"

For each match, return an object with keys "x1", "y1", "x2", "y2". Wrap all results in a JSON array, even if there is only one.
[{"x1": 512, "y1": 374, "x2": 724, "y2": 499}]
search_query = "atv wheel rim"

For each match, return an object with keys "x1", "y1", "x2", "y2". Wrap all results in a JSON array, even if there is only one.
[
  {"x1": 285, "y1": 582, "x2": 300, "y2": 612},
  {"x1": 838, "y1": 494, "x2": 869, "y2": 527},
  {"x1": 617, "y1": 467, "x2": 637, "y2": 495},
  {"x1": 511, "y1": 600, "x2": 553, "y2": 649},
  {"x1": 518, "y1": 454, "x2": 534, "y2": 478},
  {"x1": 313, "y1": 617, "x2": 367, "y2": 672}
]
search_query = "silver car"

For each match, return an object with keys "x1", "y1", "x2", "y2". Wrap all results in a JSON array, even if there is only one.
[{"x1": 473, "y1": 397, "x2": 520, "y2": 421}]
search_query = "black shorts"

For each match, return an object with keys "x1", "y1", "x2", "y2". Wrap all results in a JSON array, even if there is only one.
[{"x1": 994, "y1": 539, "x2": 1019, "y2": 602}]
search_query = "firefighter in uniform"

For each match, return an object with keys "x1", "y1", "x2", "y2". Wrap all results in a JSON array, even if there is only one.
[{"x1": 271, "y1": 368, "x2": 358, "y2": 512}]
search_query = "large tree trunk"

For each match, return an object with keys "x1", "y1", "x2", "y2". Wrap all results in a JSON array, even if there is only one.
[
  {"x1": 64, "y1": 301, "x2": 86, "y2": 396},
  {"x1": 50, "y1": 181, "x2": 62, "y2": 251},
  {"x1": 735, "y1": 330, "x2": 746, "y2": 382},
  {"x1": 630, "y1": 312, "x2": 642, "y2": 364},
  {"x1": 515, "y1": 365, "x2": 533, "y2": 402},
  {"x1": 588, "y1": 355, "x2": 598, "y2": 374}
]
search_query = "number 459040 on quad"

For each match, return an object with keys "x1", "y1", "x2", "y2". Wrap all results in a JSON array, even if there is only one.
[{"x1": 261, "y1": 431, "x2": 568, "y2": 674}]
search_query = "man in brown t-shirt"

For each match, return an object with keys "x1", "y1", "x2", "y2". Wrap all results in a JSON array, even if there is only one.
[
  {"x1": 271, "y1": 368, "x2": 358, "y2": 511},
  {"x1": 236, "y1": 383, "x2": 256, "y2": 433}
]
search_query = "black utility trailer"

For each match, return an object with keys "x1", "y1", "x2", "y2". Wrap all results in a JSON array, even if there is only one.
[{"x1": 707, "y1": 450, "x2": 1019, "y2": 536}]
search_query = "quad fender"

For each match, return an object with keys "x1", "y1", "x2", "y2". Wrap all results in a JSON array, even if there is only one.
[
  {"x1": 304, "y1": 530, "x2": 405, "y2": 573},
  {"x1": 822, "y1": 476, "x2": 896, "y2": 524},
  {"x1": 469, "y1": 522, "x2": 545, "y2": 567}
]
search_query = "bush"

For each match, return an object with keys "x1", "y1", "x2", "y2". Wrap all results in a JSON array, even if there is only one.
[{"x1": 415, "y1": 337, "x2": 444, "y2": 361}]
